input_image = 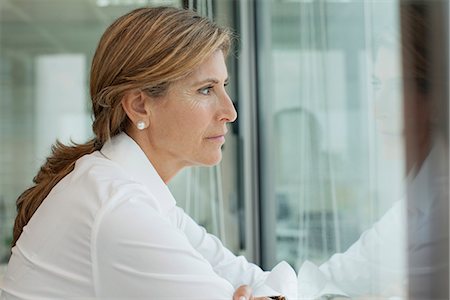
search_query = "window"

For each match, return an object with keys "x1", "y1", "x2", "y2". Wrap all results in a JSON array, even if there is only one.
[{"x1": 256, "y1": 0, "x2": 448, "y2": 298}]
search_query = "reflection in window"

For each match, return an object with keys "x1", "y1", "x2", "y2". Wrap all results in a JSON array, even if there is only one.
[{"x1": 257, "y1": 0, "x2": 409, "y2": 297}]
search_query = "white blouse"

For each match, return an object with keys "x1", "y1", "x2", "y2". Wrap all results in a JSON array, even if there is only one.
[{"x1": 1, "y1": 133, "x2": 295, "y2": 300}]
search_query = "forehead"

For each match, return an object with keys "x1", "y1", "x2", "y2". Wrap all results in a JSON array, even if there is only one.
[
  {"x1": 374, "y1": 47, "x2": 402, "y2": 80},
  {"x1": 184, "y1": 50, "x2": 228, "y2": 83}
]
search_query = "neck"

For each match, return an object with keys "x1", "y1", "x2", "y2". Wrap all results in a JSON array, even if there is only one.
[
  {"x1": 148, "y1": 156, "x2": 182, "y2": 184},
  {"x1": 125, "y1": 128, "x2": 184, "y2": 184}
]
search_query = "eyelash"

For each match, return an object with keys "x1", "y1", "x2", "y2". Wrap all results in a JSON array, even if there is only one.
[
  {"x1": 198, "y1": 82, "x2": 229, "y2": 96},
  {"x1": 372, "y1": 79, "x2": 382, "y2": 91},
  {"x1": 199, "y1": 86, "x2": 214, "y2": 95}
]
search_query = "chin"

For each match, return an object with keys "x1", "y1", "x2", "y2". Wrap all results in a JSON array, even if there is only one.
[{"x1": 200, "y1": 152, "x2": 223, "y2": 166}]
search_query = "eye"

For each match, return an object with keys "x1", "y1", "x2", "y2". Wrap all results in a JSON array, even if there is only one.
[
  {"x1": 371, "y1": 78, "x2": 382, "y2": 92},
  {"x1": 198, "y1": 86, "x2": 213, "y2": 95}
]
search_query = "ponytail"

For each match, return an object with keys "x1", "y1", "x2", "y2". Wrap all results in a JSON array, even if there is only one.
[{"x1": 12, "y1": 139, "x2": 99, "y2": 247}]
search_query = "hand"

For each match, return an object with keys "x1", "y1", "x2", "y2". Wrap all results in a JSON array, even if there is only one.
[{"x1": 233, "y1": 285, "x2": 271, "y2": 300}]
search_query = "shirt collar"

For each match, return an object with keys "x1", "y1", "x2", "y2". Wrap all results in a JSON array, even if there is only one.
[{"x1": 100, "y1": 132, "x2": 176, "y2": 214}]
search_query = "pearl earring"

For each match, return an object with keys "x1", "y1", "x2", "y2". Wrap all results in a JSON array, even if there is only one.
[{"x1": 136, "y1": 120, "x2": 146, "y2": 130}]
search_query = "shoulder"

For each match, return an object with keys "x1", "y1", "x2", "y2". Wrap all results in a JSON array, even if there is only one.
[
  {"x1": 74, "y1": 151, "x2": 127, "y2": 182},
  {"x1": 59, "y1": 151, "x2": 160, "y2": 212}
]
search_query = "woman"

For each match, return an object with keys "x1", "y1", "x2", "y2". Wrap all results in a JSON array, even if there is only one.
[{"x1": 1, "y1": 7, "x2": 293, "y2": 300}]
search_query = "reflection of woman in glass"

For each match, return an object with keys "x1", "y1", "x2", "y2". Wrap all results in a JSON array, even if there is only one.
[
  {"x1": 373, "y1": 21, "x2": 432, "y2": 175},
  {"x1": 1, "y1": 7, "x2": 290, "y2": 300},
  {"x1": 298, "y1": 4, "x2": 448, "y2": 298}
]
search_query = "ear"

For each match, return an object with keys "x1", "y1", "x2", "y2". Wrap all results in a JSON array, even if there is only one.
[{"x1": 121, "y1": 90, "x2": 151, "y2": 130}]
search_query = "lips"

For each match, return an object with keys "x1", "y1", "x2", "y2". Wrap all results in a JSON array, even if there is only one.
[
  {"x1": 205, "y1": 131, "x2": 227, "y2": 144},
  {"x1": 207, "y1": 134, "x2": 225, "y2": 139},
  {"x1": 206, "y1": 130, "x2": 227, "y2": 140}
]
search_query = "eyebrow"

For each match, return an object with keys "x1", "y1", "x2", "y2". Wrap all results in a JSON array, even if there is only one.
[{"x1": 192, "y1": 77, "x2": 230, "y2": 86}]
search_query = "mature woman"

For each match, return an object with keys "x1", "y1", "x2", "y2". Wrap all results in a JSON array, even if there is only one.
[{"x1": 1, "y1": 7, "x2": 292, "y2": 300}]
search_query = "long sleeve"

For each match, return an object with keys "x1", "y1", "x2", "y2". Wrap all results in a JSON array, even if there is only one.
[
  {"x1": 296, "y1": 201, "x2": 406, "y2": 298},
  {"x1": 93, "y1": 196, "x2": 235, "y2": 299},
  {"x1": 320, "y1": 201, "x2": 407, "y2": 296},
  {"x1": 92, "y1": 132, "x2": 296, "y2": 298},
  {"x1": 173, "y1": 207, "x2": 297, "y2": 298}
]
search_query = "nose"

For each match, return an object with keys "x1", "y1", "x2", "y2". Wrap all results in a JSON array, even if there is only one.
[{"x1": 219, "y1": 90, "x2": 237, "y2": 123}]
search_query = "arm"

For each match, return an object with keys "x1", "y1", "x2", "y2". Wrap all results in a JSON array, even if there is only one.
[
  {"x1": 296, "y1": 201, "x2": 406, "y2": 299},
  {"x1": 172, "y1": 207, "x2": 297, "y2": 298},
  {"x1": 317, "y1": 201, "x2": 406, "y2": 297},
  {"x1": 93, "y1": 196, "x2": 235, "y2": 299}
]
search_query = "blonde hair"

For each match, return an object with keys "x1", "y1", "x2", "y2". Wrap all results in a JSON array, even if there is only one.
[{"x1": 12, "y1": 6, "x2": 231, "y2": 246}]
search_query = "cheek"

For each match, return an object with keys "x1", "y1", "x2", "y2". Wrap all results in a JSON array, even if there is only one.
[{"x1": 168, "y1": 105, "x2": 213, "y2": 142}]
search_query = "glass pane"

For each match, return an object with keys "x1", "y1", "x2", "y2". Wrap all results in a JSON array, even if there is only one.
[{"x1": 257, "y1": 0, "x2": 414, "y2": 298}]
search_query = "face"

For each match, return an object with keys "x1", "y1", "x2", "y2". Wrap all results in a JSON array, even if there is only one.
[
  {"x1": 373, "y1": 47, "x2": 403, "y2": 139},
  {"x1": 373, "y1": 46, "x2": 430, "y2": 162},
  {"x1": 373, "y1": 46, "x2": 406, "y2": 160},
  {"x1": 145, "y1": 50, "x2": 237, "y2": 170}
]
